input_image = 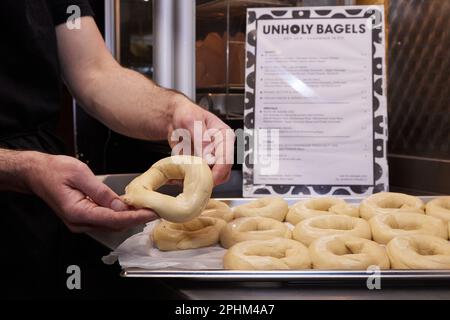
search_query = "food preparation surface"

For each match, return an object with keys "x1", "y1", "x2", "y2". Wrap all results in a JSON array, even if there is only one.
[
  {"x1": 113, "y1": 196, "x2": 450, "y2": 285},
  {"x1": 94, "y1": 173, "x2": 450, "y2": 299}
]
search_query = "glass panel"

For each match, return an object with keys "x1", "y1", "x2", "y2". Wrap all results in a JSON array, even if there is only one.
[
  {"x1": 196, "y1": 0, "x2": 359, "y2": 119},
  {"x1": 387, "y1": 0, "x2": 450, "y2": 159},
  {"x1": 119, "y1": 0, "x2": 153, "y2": 78}
]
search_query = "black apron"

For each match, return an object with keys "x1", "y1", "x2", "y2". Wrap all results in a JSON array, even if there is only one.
[
  {"x1": 0, "y1": 1, "x2": 178, "y2": 300},
  {"x1": 0, "y1": 129, "x2": 66, "y2": 299},
  {"x1": 0, "y1": 0, "x2": 116, "y2": 300}
]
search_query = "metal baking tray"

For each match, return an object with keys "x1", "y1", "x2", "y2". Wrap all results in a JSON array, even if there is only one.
[
  {"x1": 122, "y1": 269, "x2": 450, "y2": 283},
  {"x1": 121, "y1": 196, "x2": 450, "y2": 282}
]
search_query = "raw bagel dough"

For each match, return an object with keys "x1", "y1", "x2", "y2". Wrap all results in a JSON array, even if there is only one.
[
  {"x1": 309, "y1": 235, "x2": 390, "y2": 269},
  {"x1": 223, "y1": 238, "x2": 311, "y2": 270},
  {"x1": 330, "y1": 203, "x2": 360, "y2": 218},
  {"x1": 220, "y1": 216, "x2": 291, "y2": 249},
  {"x1": 233, "y1": 197, "x2": 289, "y2": 221},
  {"x1": 201, "y1": 199, "x2": 234, "y2": 222},
  {"x1": 369, "y1": 212, "x2": 448, "y2": 244},
  {"x1": 387, "y1": 235, "x2": 450, "y2": 269},
  {"x1": 293, "y1": 215, "x2": 371, "y2": 246},
  {"x1": 426, "y1": 197, "x2": 450, "y2": 222},
  {"x1": 123, "y1": 156, "x2": 213, "y2": 222},
  {"x1": 286, "y1": 197, "x2": 359, "y2": 225},
  {"x1": 153, "y1": 217, "x2": 226, "y2": 251},
  {"x1": 359, "y1": 192, "x2": 424, "y2": 220}
]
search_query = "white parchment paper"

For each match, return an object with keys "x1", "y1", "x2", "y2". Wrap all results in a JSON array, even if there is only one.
[{"x1": 103, "y1": 220, "x2": 227, "y2": 270}]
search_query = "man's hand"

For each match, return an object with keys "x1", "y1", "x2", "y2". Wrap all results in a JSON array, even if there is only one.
[
  {"x1": 23, "y1": 152, "x2": 157, "y2": 233},
  {"x1": 168, "y1": 94, "x2": 235, "y2": 185}
]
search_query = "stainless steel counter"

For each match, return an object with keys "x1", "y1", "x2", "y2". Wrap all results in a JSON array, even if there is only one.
[{"x1": 173, "y1": 282, "x2": 450, "y2": 300}]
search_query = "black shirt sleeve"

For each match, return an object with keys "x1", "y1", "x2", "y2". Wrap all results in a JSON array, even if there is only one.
[{"x1": 47, "y1": 0, "x2": 94, "y2": 26}]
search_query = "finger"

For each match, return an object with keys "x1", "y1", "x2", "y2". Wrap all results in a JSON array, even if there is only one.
[
  {"x1": 166, "y1": 179, "x2": 183, "y2": 186},
  {"x1": 205, "y1": 119, "x2": 235, "y2": 185},
  {"x1": 205, "y1": 116, "x2": 235, "y2": 166},
  {"x1": 74, "y1": 209, "x2": 159, "y2": 233},
  {"x1": 175, "y1": 107, "x2": 205, "y2": 157},
  {"x1": 212, "y1": 163, "x2": 233, "y2": 185},
  {"x1": 70, "y1": 169, "x2": 128, "y2": 211},
  {"x1": 74, "y1": 198, "x2": 158, "y2": 231}
]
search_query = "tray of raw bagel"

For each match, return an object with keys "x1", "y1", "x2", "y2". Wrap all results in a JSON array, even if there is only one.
[{"x1": 106, "y1": 156, "x2": 450, "y2": 282}]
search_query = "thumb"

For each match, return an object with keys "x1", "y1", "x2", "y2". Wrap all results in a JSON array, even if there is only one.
[{"x1": 71, "y1": 172, "x2": 128, "y2": 211}]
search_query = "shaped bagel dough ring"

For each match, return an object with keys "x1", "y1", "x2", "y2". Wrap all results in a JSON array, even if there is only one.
[
  {"x1": 201, "y1": 199, "x2": 234, "y2": 222},
  {"x1": 309, "y1": 235, "x2": 390, "y2": 270},
  {"x1": 223, "y1": 238, "x2": 311, "y2": 270},
  {"x1": 220, "y1": 216, "x2": 291, "y2": 249},
  {"x1": 286, "y1": 197, "x2": 359, "y2": 225},
  {"x1": 233, "y1": 197, "x2": 289, "y2": 221},
  {"x1": 369, "y1": 212, "x2": 448, "y2": 244},
  {"x1": 359, "y1": 192, "x2": 424, "y2": 220},
  {"x1": 123, "y1": 156, "x2": 213, "y2": 222},
  {"x1": 387, "y1": 235, "x2": 450, "y2": 269},
  {"x1": 293, "y1": 215, "x2": 372, "y2": 246},
  {"x1": 153, "y1": 217, "x2": 226, "y2": 251},
  {"x1": 426, "y1": 197, "x2": 450, "y2": 223}
]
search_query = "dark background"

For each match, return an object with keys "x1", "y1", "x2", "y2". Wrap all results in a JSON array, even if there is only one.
[{"x1": 59, "y1": 0, "x2": 449, "y2": 194}]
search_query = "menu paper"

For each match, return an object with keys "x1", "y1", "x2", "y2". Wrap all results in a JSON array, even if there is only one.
[{"x1": 243, "y1": 6, "x2": 388, "y2": 197}]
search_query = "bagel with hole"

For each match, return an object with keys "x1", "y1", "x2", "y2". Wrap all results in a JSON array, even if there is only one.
[
  {"x1": 220, "y1": 216, "x2": 291, "y2": 249},
  {"x1": 387, "y1": 234, "x2": 450, "y2": 269},
  {"x1": 286, "y1": 197, "x2": 359, "y2": 225},
  {"x1": 201, "y1": 199, "x2": 234, "y2": 222},
  {"x1": 223, "y1": 238, "x2": 311, "y2": 270},
  {"x1": 293, "y1": 215, "x2": 371, "y2": 246},
  {"x1": 233, "y1": 197, "x2": 288, "y2": 221},
  {"x1": 359, "y1": 192, "x2": 424, "y2": 220},
  {"x1": 369, "y1": 212, "x2": 448, "y2": 244},
  {"x1": 153, "y1": 217, "x2": 226, "y2": 251},
  {"x1": 426, "y1": 197, "x2": 450, "y2": 222},
  {"x1": 309, "y1": 235, "x2": 390, "y2": 269},
  {"x1": 123, "y1": 155, "x2": 213, "y2": 222}
]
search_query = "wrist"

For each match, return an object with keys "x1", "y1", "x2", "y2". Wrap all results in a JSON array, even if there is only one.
[
  {"x1": 17, "y1": 151, "x2": 50, "y2": 194},
  {"x1": 167, "y1": 90, "x2": 185, "y2": 113},
  {"x1": 166, "y1": 91, "x2": 186, "y2": 129}
]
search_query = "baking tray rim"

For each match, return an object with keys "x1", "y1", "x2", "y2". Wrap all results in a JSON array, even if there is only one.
[{"x1": 121, "y1": 268, "x2": 450, "y2": 280}]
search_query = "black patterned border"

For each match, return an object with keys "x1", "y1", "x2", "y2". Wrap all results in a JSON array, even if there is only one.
[{"x1": 243, "y1": 6, "x2": 389, "y2": 197}]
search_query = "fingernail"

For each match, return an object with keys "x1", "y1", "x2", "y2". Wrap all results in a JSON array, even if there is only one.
[{"x1": 111, "y1": 199, "x2": 128, "y2": 211}]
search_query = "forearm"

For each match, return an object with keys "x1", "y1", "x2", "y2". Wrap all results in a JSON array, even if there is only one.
[
  {"x1": 57, "y1": 17, "x2": 192, "y2": 141},
  {"x1": 76, "y1": 65, "x2": 179, "y2": 141},
  {"x1": 56, "y1": 18, "x2": 235, "y2": 185},
  {"x1": 0, "y1": 148, "x2": 38, "y2": 193},
  {"x1": 0, "y1": 147, "x2": 156, "y2": 231}
]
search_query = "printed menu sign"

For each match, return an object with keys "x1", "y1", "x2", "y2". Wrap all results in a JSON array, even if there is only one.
[{"x1": 243, "y1": 6, "x2": 388, "y2": 197}]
